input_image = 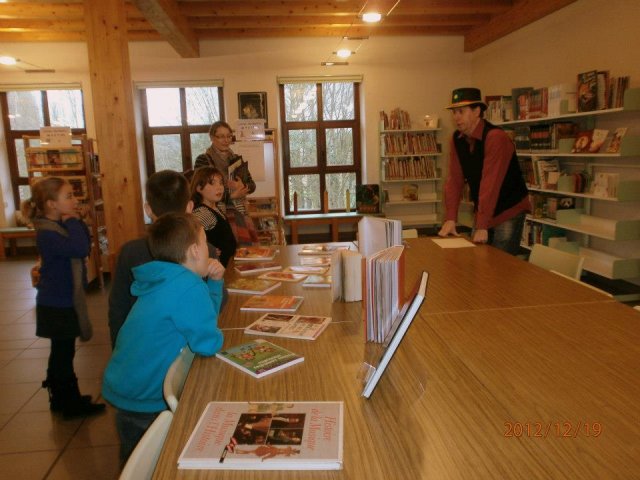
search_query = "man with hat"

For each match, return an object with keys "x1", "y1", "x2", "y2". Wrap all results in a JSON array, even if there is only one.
[{"x1": 438, "y1": 87, "x2": 530, "y2": 254}]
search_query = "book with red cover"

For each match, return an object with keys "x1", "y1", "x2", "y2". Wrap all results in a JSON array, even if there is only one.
[
  {"x1": 235, "y1": 246, "x2": 277, "y2": 261},
  {"x1": 577, "y1": 70, "x2": 598, "y2": 112},
  {"x1": 240, "y1": 295, "x2": 304, "y2": 313},
  {"x1": 572, "y1": 130, "x2": 593, "y2": 153},
  {"x1": 235, "y1": 261, "x2": 282, "y2": 276}
]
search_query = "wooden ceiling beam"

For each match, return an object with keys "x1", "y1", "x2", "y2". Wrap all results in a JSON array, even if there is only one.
[
  {"x1": 130, "y1": 0, "x2": 199, "y2": 57},
  {"x1": 464, "y1": 0, "x2": 577, "y2": 51},
  {"x1": 0, "y1": 3, "x2": 142, "y2": 20}
]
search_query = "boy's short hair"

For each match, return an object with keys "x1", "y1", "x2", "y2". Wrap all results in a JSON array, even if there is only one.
[
  {"x1": 146, "y1": 170, "x2": 190, "y2": 217},
  {"x1": 147, "y1": 213, "x2": 202, "y2": 264}
]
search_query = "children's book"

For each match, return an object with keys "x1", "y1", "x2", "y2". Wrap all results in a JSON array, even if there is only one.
[
  {"x1": 178, "y1": 401, "x2": 343, "y2": 470},
  {"x1": 258, "y1": 272, "x2": 307, "y2": 283},
  {"x1": 357, "y1": 216, "x2": 403, "y2": 258},
  {"x1": 228, "y1": 155, "x2": 251, "y2": 185},
  {"x1": 235, "y1": 261, "x2": 282, "y2": 276},
  {"x1": 588, "y1": 128, "x2": 608, "y2": 153},
  {"x1": 283, "y1": 265, "x2": 329, "y2": 275},
  {"x1": 577, "y1": 70, "x2": 598, "y2": 112},
  {"x1": 215, "y1": 339, "x2": 304, "y2": 379},
  {"x1": 572, "y1": 131, "x2": 593, "y2": 153},
  {"x1": 606, "y1": 127, "x2": 627, "y2": 153},
  {"x1": 355, "y1": 184, "x2": 380, "y2": 214},
  {"x1": 362, "y1": 272, "x2": 428, "y2": 398},
  {"x1": 298, "y1": 244, "x2": 349, "y2": 256},
  {"x1": 302, "y1": 275, "x2": 332, "y2": 288},
  {"x1": 240, "y1": 295, "x2": 304, "y2": 313},
  {"x1": 245, "y1": 313, "x2": 332, "y2": 340},
  {"x1": 299, "y1": 256, "x2": 332, "y2": 266},
  {"x1": 235, "y1": 246, "x2": 277, "y2": 261},
  {"x1": 226, "y1": 278, "x2": 281, "y2": 295}
]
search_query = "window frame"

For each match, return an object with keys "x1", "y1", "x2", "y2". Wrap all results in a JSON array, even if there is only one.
[
  {"x1": 140, "y1": 86, "x2": 225, "y2": 175},
  {"x1": 0, "y1": 90, "x2": 87, "y2": 208},
  {"x1": 279, "y1": 81, "x2": 361, "y2": 215}
]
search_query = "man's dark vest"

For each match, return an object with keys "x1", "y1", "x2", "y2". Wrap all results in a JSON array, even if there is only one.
[{"x1": 453, "y1": 121, "x2": 528, "y2": 217}]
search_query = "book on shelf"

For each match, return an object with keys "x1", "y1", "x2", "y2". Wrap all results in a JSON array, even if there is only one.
[
  {"x1": 511, "y1": 86, "x2": 533, "y2": 120},
  {"x1": 513, "y1": 126, "x2": 531, "y2": 151},
  {"x1": 533, "y1": 159, "x2": 560, "y2": 189},
  {"x1": 551, "y1": 122, "x2": 578, "y2": 150},
  {"x1": 606, "y1": 127, "x2": 627, "y2": 153},
  {"x1": 244, "y1": 313, "x2": 331, "y2": 340},
  {"x1": 572, "y1": 130, "x2": 593, "y2": 153},
  {"x1": 355, "y1": 184, "x2": 380, "y2": 214},
  {"x1": 302, "y1": 275, "x2": 332, "y2": 288},
  {"x1": 589, "y1": 129, "x2": 609, "y2": 153},
  {"x1": 283, "y1": 265, "x2": 329, "y2": 275},
  {"x1": 381, "y1": 107, "x2": 411, "y2": 130},
  {"x1": 548, "y1": 83, "x2": 577, "y2": 116},
  {"x1": 235, "y1": 246, "x2": 278, "y2": 261},
  {"x1": 401, "y1": 183, "x2": 419, "y2": 201},
  {"x1": 590, "y1": 172, "x2": 619, "y2": 198},
  {"x1": 363, "y1": 245, "x2": 406, "y2": 343},
  {"x1": 178, "y1": 401, "x2": 343, "y2": 470},
  {"x1": 485, "y1": 95, "x2": 513, "y2": 122},
  {"x1": 226, "y1": 278, "x2": 281, "y2": 295},
  {"x1": 596, "y1": 70, "x2": 610, "y2": 110},
  {"x1": 362, "y1": 272, "x2": 428, "y2": 398},
  {"x1": 298, "y1": 244, "x2": 350, "y2": 256},
  {"x1": 357, "y1": 216, "x2": 402, "y2": 258},
  {"x1": 331, "y1": 248, "x2": 363, "y2": 302},
  {"x1": 528, "y1": 87, "x2": 549, "y2": 119},
  {"x1": 608, "y1": 76, "x2": 630, "y2": 109},
  {"x1": 246, "y1": 196, "x2": 277, "y2": 214},
  {"x1": 215, "y1": 339, "x2": 304, "y2": 378},
  {"x1": 577, "y1": 70, "x2": 598, "y2": 112},
  {"x1": 258, "y1": 272, "x2": 307, "y2": 283},
  {"x1": 235, "y1": 261, "x2": 282, "y2": 276},
  {"x1": 383, "y1": 156, "x2": 436, "y2": 181},
  {"x1": 240, "y1": 295, "x2": 304, "y2": 313}
]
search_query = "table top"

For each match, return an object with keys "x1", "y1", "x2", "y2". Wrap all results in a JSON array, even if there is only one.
[{"x1": 153, "y1": 239, "x2": 638, "y2": 479}]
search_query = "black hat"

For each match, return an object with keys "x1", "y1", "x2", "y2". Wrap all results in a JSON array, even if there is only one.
[{"x1": 446, "y1": 87, "x2": 487, "y2": 110}]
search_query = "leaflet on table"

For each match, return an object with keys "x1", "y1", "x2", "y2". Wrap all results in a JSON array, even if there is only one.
[
  {"x1": 244, "y1": 313, "x2": 331, "y2": 340},
  {"x1": 240, "y1": 295, "x2": 304, "y2": 313},
  {"x1": 178, "y1": 401, "x2": 343, "y2": 470},
  {"x1": 215, "y1": 339, "x2": 304, "y2": 379}
]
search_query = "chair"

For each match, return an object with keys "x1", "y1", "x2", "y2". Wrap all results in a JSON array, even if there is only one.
[
  {"x1": 550, "y1": 270, "x2": 613, "y2": 297},
  {"x1": 528, "y1": 243, "x2": 584, "y2": 280},
  {"x1": 402, "y1": 228, "x2": 418, "y2": 239},
  {"x1": 119, "y1": 410, "x2": 173, "y2": 480},
  {"x1": 163, "y1": 346, "x2": 195, "y2": 412}
]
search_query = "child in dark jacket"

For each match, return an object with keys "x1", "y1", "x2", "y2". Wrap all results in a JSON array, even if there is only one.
[{"x1": 28, "y1": 177, "x2": 105, "y2": 419}]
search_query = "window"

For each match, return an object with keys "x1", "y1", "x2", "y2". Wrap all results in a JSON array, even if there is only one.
[
  {"x1": 279, "y1": 79, "x2": 361, "y2": 214},
  {"x1": 0, "y1": 88, "x2": 86, "y2": 207},
  {"x1": 139, "y1": 85, "x2": 224, "y2": 175}
]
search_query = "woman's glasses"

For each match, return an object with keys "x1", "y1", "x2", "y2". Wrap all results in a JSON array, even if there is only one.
[{"x1": 214, "y1": 134, "x2": 233, "y2": 140}]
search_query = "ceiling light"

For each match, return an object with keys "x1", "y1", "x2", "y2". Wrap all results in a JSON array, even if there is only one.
[
  {"x1": 362, "y1": 12, "x2": 382, "y2": 23},
  {"x1": 321, "y1": 62, "x2": 349, "y2": 67},
  {"x1": 335, "y1": 49, "x2": 353, "y2": 59},
  {"x1": 343, "y1": 36, "x2": 369, "y2": 41},
  {"x1": 0, "y1": 56, "x2": 17, "y2": 66}
]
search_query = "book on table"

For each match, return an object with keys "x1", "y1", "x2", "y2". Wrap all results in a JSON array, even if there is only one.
[
  {"x1": 178, "y1": 400, "x2": 343, "y2": 470},
  {"x1": 240, "y1": 295, "x2": 304, "y2": 313},
  {"x1": 215, "y1": 339, "x2": 304, "y2": 379},
  {"x1": 357, "y1": 216, "x2": 402, "y2": 258},
  {"x1": 244, "y1": 313, "x2": 331, "y2": 340},
  {"x1": 283, "y1": 265, "x2": 329, "y2": 275},
  {"x1": 235, "y1": 246, "x2": 278, "y2": 261},
  {"x1": 299, "y1": 256, "x2": 332, "y2": 266},
  {"x1": 258, "y1": 271, "x2": 307, "y2": 283},
  {"x1": 226, "y1": 278, "x2": 281, "y2": 295},
  {"x1": 361, "y1": 272, "x2": 429, "y2": 398},
  {"x1": 331, "y1": 248, "x2": 363, "y2": 302},
  {"x1": 235, "y1": 261, "x2": 282, "y2": 276},
  {"x1": 298, "y1": 243, "x2": 351, "y2": 256},
  {"x1": 302, "y1": 275, "x2": 332, "y2": 289}
]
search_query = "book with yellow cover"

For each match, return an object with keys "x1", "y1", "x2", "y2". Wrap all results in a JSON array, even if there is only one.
[
  {"x1": 235, "y1": 246, "x2": 278, "y2": 261},
  {"x1": 283, "y1": 265, "x2": 329, "y2": 275},
  {"x1": 241, "y1": 295, "x2": 304, "y2": 313},
  {"x1": 226, "y1": 278, "x2": 281, "y2": 295},
  {"x1": 245, "y1": 313, "x2": 331, "y2": 340}
]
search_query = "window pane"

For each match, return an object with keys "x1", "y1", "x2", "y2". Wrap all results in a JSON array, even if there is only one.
[
  {"x1": 284, "y1": 83, "x2": 317, "y2": 122},
  {"x1": 326, "y1": 128, "x2": 353, "y2": 166},
  {"x1": 47, "y1": 90, "x2": 85, "y2": 128},
  {"x1": 152, "y1": 134, "x2": 182, "y2": 171},
  {"x1": 19, "y1": 185, "x2": 32, "y2": 203},
  {"x1": 190, "y1": 133, "x2": 210, "y2": 162},
  {"x1": 7, "y1": 91, "x2": 43, "y2": 129},
  {"x1": 322, "y1": 82, "x2": 354, "y2": 120},
  {"x1": 14, "y1": 139, "x2": 29, "y2": 177},
  {"x1": 289, "y1": 130, "x2": 317, "y2": 167},
  {"x1": 289, "y1": 174, "x2": 319, "y2": 211},
  {"x1": 146, "y1": 88, "x2": 181, "y2": 126},
  {"x1": 186, "y1": 87, "x2": 220, "y2": 126},
  {"x1": 326, "y1": 173, "x2": 356, "y2": 210}
]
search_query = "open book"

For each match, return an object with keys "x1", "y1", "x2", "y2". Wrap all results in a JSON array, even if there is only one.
[
  {"x1": 216, "y1": 339, "x2": 304, "y2": 379},
  {"x1": 178, "y1": 401, "x2": 343, "y2": 470},
  {"x1": 362, "y1": 272, "x2": 428, "y2": 398},
  {"x1": 244, "y1": 313, "x2": 331, "y2": 340},
  {"x1": 357, "y1": 216, "x2": 402, "y2": 257}
]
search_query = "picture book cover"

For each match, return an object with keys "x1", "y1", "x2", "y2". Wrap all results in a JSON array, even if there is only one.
[
  {"x1": 228, "y1": 155, "x2": 251, "y2": 185},
  {"x1": 283, "y1": 265, "x2": 329, "y2": 275},
  {"x1": 235, "y1": 261, "x2": 282, "y2": 276},
  {"x1": 299, "y1": 256, "x2": 332, "y2": 266},
  {"x1": 178, "y1": 401, "x2": 343, "y2": 470},
  {"x1": 572, "y1": 130, "x2": 593, "y2": 153},
  {"x1": 401, "y1": 183, "x2": 419, "y2": 201},
  {"x1": 298, "y1": 244, "x2": 349, "y2": 256},
  {"x1": 235, "y1": 246, "x2": 277, "y2": 261},
  {"x1": 355, "y1": 184, "x2": 380, "y2": 214},
  {"x1": 226, "y1": 278, "x2": 281, "y2": 295},
  {"x1": 215, "y1": 339, "x2": 304, "y2": 379},
  {"x1": 259, "y1": 272, "x2": 307, "y2": 283},
  {"x1": 302, "y1": 275, "x2": 332, "y2": 289},
  {"x1": 577, "y1": 70, "x2": 598, "y2": 112},
  {"x1": 240, "y1": 295, "x2": 304, "y2": 313},
  {"x1": 245, "y1": 313, "x2": 332, "y2": 340},
  {"x1": 606, "y1": 127, "x2": 627, "y2": 153},
  {"x1": 588, "y1": 128, "x2": 609, "y2": 153}
]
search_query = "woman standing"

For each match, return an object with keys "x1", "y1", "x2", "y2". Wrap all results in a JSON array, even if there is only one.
[{"x1": 195, "y1": 120, "x2": 257, "y2": 245}]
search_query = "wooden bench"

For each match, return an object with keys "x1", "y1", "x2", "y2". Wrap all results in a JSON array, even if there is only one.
[{"x1": 0, "y1": 227, "x2": 37, "y2": 260}]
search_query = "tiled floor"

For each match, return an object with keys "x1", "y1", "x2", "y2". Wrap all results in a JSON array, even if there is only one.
[{"x1": 0, "y1": 257, "x2": 120, "y2": 480}]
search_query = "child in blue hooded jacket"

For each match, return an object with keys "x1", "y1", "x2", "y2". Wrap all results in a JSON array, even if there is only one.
[{"x1": 103, "y1": 212, "x2": 225, "y2": 465}]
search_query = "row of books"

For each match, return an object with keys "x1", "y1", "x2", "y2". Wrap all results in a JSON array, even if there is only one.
[
  {"x1": 379, "y1": 107, "x2": 412, "y2": 130},
  {"x1": 529, "y1": 193, "x2": 575, "y2": 220},
  {"x1": 382, "y1": 156, "x2": 437, "y2": 180},
  {"x1": 28, "y1": 148, "x2": 83, "y2": 167},
  {"x1": 578, "y1": 70, "x2": 630, "y2": 112},
  {"x1": 381, "y1": 131, "x2": 439, "y2": 156},
  {"x1": 510, "y1": 124, "x2": 627, "y2": 154}
]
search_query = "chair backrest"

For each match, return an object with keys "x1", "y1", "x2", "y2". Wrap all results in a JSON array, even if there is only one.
[
  {"x1": 549, "y1": 270, "x2": 613, "y2": 297},
  {"x1": 528, "y1": 243, "x2": 584, "y2": 280},
  {"x1": 163, "y1": 346, "x2": 195, "y2": 412},
  {"x1": 119, "y1": 410, "x2": 173, "y2": 480},
  {"x1": 402, "y1": 228, "x2": 418, "y2": 239}
]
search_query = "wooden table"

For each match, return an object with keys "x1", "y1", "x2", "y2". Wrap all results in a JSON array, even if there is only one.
[
  {"x1": 283, "y1": 213, "x2": 363, "y2": 244},
  {"x1": 153, "y1": 239, "x2": 639, "y2": 479}
]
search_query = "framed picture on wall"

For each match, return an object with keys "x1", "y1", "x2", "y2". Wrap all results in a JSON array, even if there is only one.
[{"x1": 238, "y1": 91, "x2": 268, "y2": 126}]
